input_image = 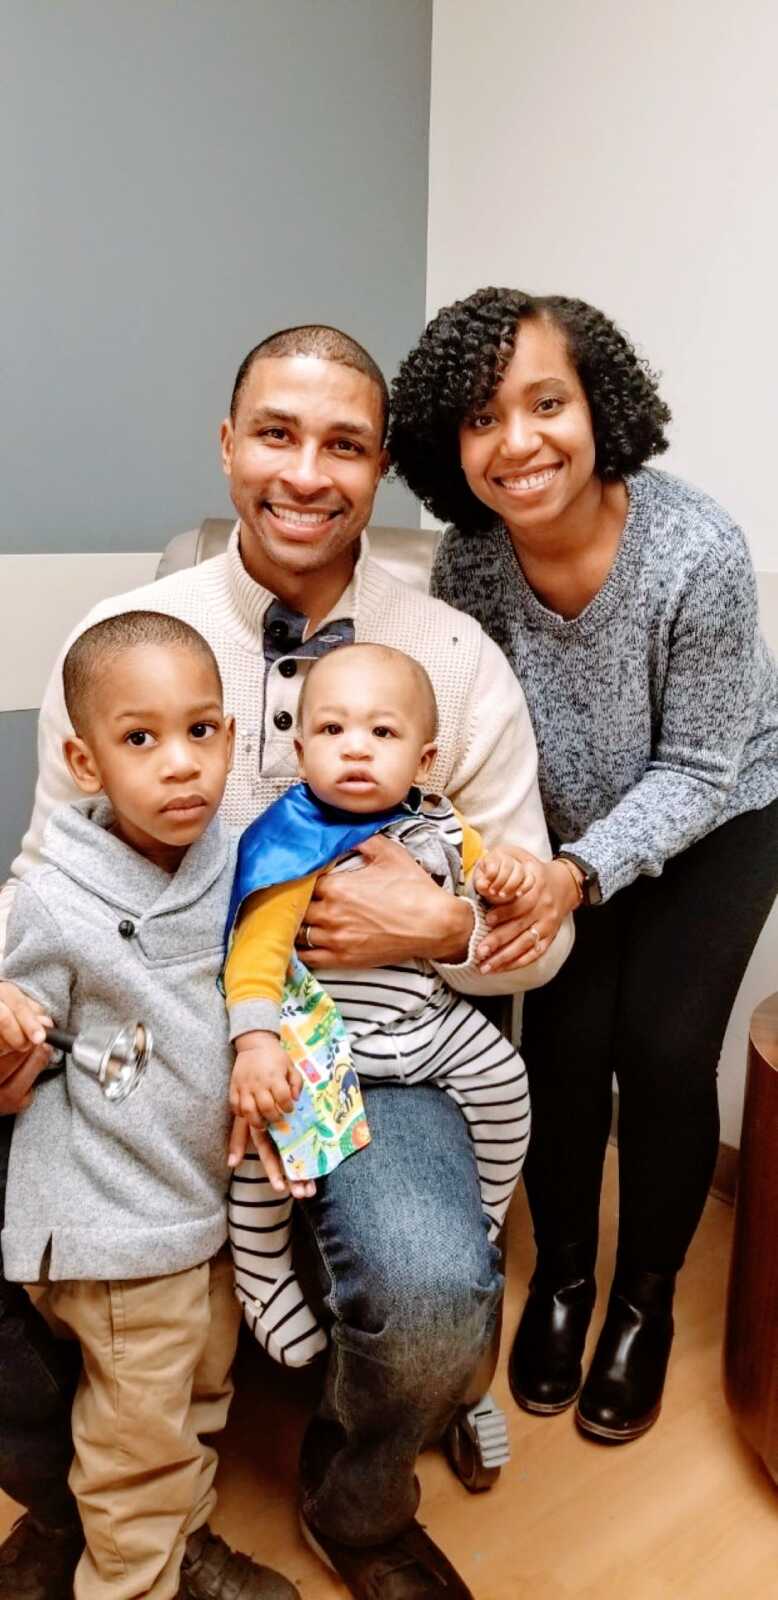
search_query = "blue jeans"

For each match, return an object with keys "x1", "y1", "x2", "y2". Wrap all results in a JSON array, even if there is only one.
[
  {"x1": 297, "y1": 1084, "x2": 504, "y2": 1546},
  {"x1": 0, "y1": 1115, "x2": 80, "y2": 1527}
]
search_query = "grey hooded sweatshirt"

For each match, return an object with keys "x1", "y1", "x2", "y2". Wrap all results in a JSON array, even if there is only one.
[{"x1": 1, "y1": 798, "x2": 237, "y2": 1282}]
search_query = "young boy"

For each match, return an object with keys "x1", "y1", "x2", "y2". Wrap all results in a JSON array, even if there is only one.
[
  {"x1": 0, "y1": 612, "x2": 299, "y2": 1600},
  {"x1": 224, "y1": 643, "x2": 532, "y2": 1367}
]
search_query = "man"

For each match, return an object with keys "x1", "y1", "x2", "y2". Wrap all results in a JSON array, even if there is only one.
[{"x1": 0, "y1": 325, "x2": 573, "y2": 1600}]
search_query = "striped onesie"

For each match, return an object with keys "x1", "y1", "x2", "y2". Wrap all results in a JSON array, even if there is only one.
[{"x1": 225, "y1": 792, "x2": 530, "y2": 1367}]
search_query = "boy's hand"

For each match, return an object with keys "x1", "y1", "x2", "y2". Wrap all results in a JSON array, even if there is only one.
[
  {"x1": 229, "y1": 1031, "x2": 303, "y2": 1126},
  {"x1": 228, "y1": 1115, "x2": 316, "y2": 1200},
  {"x1": 0, "y1": 984, "x2": 54, "y2": 1115},
  {"x1": 0, "y1": 982, "x2": 53, "y2": 1054},
  {"x1": 473, "y1": 849, "x2": 528, "y2": 904}
]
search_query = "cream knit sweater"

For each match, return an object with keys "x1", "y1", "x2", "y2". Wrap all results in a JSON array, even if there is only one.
[{"x1": 1, "y1": 531, "x2": 572, "y2": 992}]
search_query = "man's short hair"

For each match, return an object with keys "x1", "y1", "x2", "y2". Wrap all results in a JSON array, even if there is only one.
[
  {"x1": 229, "y1": 324, "x2": 390, "y2": 442},
  {"x1": 63, "y1": 611, "x2": 222, "y2": 734},
  {"x1": 297, "y1": 643, "x2": 439, "y2": 743}
]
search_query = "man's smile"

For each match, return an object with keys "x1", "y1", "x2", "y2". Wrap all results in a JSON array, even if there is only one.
[{"x1": 262, "y1": 501, "x2": 344, "y2": 539}]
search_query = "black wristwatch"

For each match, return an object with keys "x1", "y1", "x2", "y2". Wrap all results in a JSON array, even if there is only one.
[{"x1": 557, "y1": 851, "x2": 602, "y2": 907}]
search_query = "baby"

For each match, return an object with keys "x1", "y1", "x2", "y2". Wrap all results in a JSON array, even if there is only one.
[
  {"x1": 224, "y1": 643, "x2": 531, "y2": 1366},
  {"x1": 0, "y1": 612, "x2": 298, "y2": 1600}
]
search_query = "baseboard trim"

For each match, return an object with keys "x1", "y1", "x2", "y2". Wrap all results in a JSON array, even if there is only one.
[{"x1": 609, "y1": 1095, "x2": 739, "y2": 1205}]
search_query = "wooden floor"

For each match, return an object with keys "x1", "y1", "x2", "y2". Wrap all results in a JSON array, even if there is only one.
[{"x1": 2, "y1": 1147, "x2": 777, "y2": 1598}]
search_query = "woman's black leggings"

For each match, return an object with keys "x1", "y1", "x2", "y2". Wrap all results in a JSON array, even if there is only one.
[{"x1": 520, "y1": 799, "x2": 778, "y2": 1277}]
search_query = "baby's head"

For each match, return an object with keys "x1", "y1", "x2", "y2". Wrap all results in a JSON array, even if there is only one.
[
  {"x1": 62, "y1": 612, "x2": 234, "y2": 867},
  {"x1": 295, "y1": 643, "x2": 438, "y2": 813}
]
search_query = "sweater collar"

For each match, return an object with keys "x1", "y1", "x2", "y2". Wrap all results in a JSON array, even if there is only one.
[
  {"x1": 42, "y1": 798, "x2": 231, "y2": 918},
  {"x1": 224, "y1": 522, "x2": 393, "y2": 639}
]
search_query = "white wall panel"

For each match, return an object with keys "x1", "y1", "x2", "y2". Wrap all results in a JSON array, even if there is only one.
[
  {"x1": 428, "y1": 0, "x2": 778, "y2": 573},
  {"x1": 0, "y1": 553, "x2": 161, "y2": 712}
]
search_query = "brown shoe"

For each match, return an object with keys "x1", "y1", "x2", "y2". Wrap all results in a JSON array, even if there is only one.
[
  {"x1": 301, "y1": 1512, "x2": 474, "y2": 1598},
  {"x1": 180, "y1": 1525, "x2": 300, "y2": 1599},
  {"x1": 0, "y1": 1513, "x2": 83, "y2": 1599}
]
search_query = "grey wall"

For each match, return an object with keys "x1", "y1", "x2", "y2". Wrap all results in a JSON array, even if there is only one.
[
  {"x1": 0, "y1": 714, "x2": 39, "y2": 884},
  {"x1": 0, "y1": 0, "x2": 432, "y2": 879},
  {"x1": 1, "y1": 0, "x2": 431, "y2": 554}
]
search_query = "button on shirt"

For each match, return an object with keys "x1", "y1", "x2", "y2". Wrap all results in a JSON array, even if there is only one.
[{"x1": 260, "y1": 597, "x2": 355, "y2": 778}]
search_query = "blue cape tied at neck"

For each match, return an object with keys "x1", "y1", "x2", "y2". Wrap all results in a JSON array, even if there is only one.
[{"x1": 224, "y1": 782, "x2": 421, "y2": 951}]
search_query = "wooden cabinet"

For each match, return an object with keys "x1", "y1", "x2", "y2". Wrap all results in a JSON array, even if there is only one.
[{"x1": 723, "y1": 993, "x2": 778, "y2": 1483}]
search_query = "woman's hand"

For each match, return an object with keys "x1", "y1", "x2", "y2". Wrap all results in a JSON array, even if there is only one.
[
  {"x1": 476, "y1": 851, "x2": 582, "y2": 973},
  {"x1": 299, "y1": 833, "x2": 474, "y2": 969}
]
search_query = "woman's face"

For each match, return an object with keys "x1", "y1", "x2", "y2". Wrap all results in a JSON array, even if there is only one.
[{"x1": 458, "y1": 317, "x2": 597, "y2": 540}]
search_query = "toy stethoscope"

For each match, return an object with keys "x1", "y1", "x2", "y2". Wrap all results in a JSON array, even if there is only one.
[{"x1": 44, "y1": 1020, "x2": 152, "y2": 1103}]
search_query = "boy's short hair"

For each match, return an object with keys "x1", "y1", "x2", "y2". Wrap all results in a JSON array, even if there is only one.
[
  {"x1": 297, "y1": 643, "x2": 439, "y2": 742},
  {"x1": 63, "y1": 611, "x2": 222, "y2": 734}
]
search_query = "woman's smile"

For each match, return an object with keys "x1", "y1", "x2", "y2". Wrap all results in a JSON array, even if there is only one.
[{"x1": 493, "y1": 464, "x2": 563, "y2": 495}]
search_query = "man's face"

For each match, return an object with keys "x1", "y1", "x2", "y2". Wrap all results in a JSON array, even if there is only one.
[{"x1": 220, "y1": 355, "x2": 388, "y2": 587}]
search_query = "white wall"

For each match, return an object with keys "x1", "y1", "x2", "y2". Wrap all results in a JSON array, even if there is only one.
[
  {"x1": 428, "y1": 0, "x2": 778, "y2": 573},
  {"x1": 428, "y1": 0, "x2": 778, "y2": 1144}
]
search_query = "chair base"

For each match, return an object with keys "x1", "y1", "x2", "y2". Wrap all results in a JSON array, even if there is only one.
[{"x1": 444, "y1": 1393, "x2": 511, "y2": 1492}]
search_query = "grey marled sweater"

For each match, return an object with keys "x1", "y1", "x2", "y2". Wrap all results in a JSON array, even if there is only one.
[
  {"x1": 431, "y1": 469, "x2": 778, "y2": 901},
  {"x1": 1, "y1": 799, "x2": 236, "y2": 1282}
]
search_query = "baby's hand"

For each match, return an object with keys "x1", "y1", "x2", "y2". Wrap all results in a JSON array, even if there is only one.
[
  {"x1": 473, "y1": 849, "x2": 528, "y2": 904},
  {"x1": 229, "y1": 1032, "x2": 303, "y2": 1126}
]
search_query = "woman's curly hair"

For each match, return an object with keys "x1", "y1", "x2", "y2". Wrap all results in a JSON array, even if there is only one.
[{"x1": 388, "y1": 287, "x2": 672, "y2": 534}]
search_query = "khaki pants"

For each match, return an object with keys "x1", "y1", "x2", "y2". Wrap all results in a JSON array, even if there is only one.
[{"x1": 46, "y1": 1250, "x2": 241, "y2": 1600}]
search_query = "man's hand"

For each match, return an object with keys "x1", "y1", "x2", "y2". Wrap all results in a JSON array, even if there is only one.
[
  {"x1": 476, "y1": 850, "x2": 580, "y2": 972},
  {"x1": 300, "y1": 833, "x2": 473, "y2": 969},
  {"x1": 229, "y1": 1031, "x2": 303, "y2": 1125},
  {"x1": 0, "y1": 983, "x2": 53, "y2": 1114},
  {"x1": 227, "y1": 1115, "x2": 316, "y2": 1200}
]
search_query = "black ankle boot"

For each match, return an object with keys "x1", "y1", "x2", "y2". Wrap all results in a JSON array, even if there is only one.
[
  {"x1": 508, "y1": 1244, "x2": 597, "y2": 1414},
  {"x1": 0, "y1": 1513, "x2": 84, "y2": 1600},
  {"x1": 576, "y1": 1268, "x2": 676, "y2": 1443}
]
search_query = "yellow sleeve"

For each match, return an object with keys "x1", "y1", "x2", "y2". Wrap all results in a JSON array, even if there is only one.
[
  {"x1": 452, "y1": 807, "x2": 485, "y2": 880},
  {"x1": 223, "y1": 873, "x2": 317, "y2": 1010}
]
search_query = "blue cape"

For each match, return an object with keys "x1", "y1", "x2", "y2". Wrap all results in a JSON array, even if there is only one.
[{"x1": 224, "y1": 782, "x2": 419, "y2": 950}]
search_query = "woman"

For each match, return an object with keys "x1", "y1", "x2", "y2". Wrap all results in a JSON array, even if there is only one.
[{"x1": 389, "y1": 288, "x2": 778, "y2": 1443}]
